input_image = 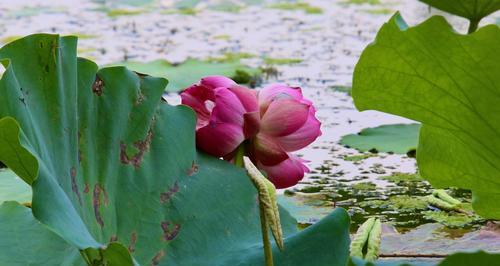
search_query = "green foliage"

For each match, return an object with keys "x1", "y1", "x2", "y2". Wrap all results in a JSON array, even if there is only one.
[
  {"x1": 0, "y1": 169, "x2": 31, "y2": 204},
  {"x1": 106, "y1": 8, "x2": 145, "y2": 17},
  {"x1": 344, "y1": 154, "x2": 374, "y2": 162},
  {"x1": 331, "y1": 85, "x2": 352, "y2": 95},
  {"x1": 350, "y1": 218, "x2": 382, "y2": 261},
  {"x1": 422, "y1": 210, "x2": 482, "y2": 228},
  {"x1": 268, "y1": 2, "x2": 323, "y2": 14},
  {"x1": 359, "y1": 195, "x2": 428, "y2": 211},
  {"x1": 340, "y1": 124, "x2": 420, "y2": 154},
  {"x1": 0, "y1": 202, "x2": 83, "y2": 265},
  {"x1": 419, "y1": 0, "x2": 500, "y2": 33},
  {"x1": 207, "y1": 52, "x2": 256, "y2": 63},
  {"x1": 352, "y1": 14, "x2": 500, "y2": 219},
  {"x1": 350, "y1": 251, "x2": 500, "y2": 265},
  {"x1": 378, "y1": 172, "x2": 422, "y2": 184},
  {"x1": 0, "y1": 36, "x2": 22, "y2": 44},
  {"x1": 263, "y1": 57, "x2": 303, "y2": 65},
  {"x1": 364, "y1": 219, "x2": 381, "y2": 261},
  {"x1": 113, "y1": 59, "x2": 260, "y2": 92},
  {"x1": 0, "y1": 34, "x2": 351, "y2": 265},
  {"x1": 439, "y1": 251, "x2": 500, "y2": 265},
  {"x1": 344, "y1": 0, "x2": 380, "y2": 5},
  {"x1": 419, "y1": 0, "x2": 500, "y2": 22},
  {"x1": 364, "y1": 8, "x2": 393, "y2": 15},
  {"x1": 352, "y1": 182, "x2": 376, "y2": 191}
]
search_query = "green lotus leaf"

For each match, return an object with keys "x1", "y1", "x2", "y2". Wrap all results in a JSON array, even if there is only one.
[
  {"x1": 0, "y1": 202, "x2": 83, "y2": 265},
  {"x1": 419, "y1": 0, "x2": 500, "y2": 22},
  {"x1": 352, "y1": 14, "x2": 500, "y2": 219},
  {"x1": 0, "y1": 169, "x2": 31, "y2": 204},
  {"x1": 340, "y1": 124, "x2": 420, "y2": 154},
  {"x1": 0, "y1": 34, "x2": 350, "y2": 265},
  {"x1": 112, "y1": 59, "x2": 260, "y2": 92}
]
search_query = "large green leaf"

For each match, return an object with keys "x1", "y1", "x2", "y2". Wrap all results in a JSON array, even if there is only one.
[
  {"x1": 0, "y1": 34, "x2": 351, "y2": 265},
  {"x1": 340, "y1": 124, "x2": 420, "y2": 154},
  {"x1": 419, "y1": 0, "x2": 500, "y2": 22},
  {"x1": 0, "y1": 202, "x2": 83, "y2": 265},
  {"x1": 352, "y1": 15, "x2": 500, "y2": 219}
]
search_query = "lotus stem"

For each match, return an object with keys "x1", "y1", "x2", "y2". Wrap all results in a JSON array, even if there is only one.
[
  {"x1": 468, "y1": 19, "x2": 480, "y2": 34},
  {"x1": 234, "y1": 145, "x2": 245, "y2": 167},
  {"x1": 260, "y1": 201, "x2": 274, "y2": 266}
]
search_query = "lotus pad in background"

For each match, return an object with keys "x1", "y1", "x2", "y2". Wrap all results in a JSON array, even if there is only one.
[
  {"x1": 352, "y1": 14, "x2": 500, "y2": 219},
  {"x1": 114, "y1": 59, "x2": 260, "y2": 92},
  {"x1": 340, "y1": 124, "x2": 420, "y2": 154},
  {"x1": 0, "y1": 34, "x2": 350, "y2": 265}
]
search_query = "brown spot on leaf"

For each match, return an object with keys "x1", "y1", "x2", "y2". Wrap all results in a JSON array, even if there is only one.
[
  {"x1": 120, "y1": 126, "x2": 154, "y2": 169},
  {"x1": 92, "y1": 75, "x2": 104, "y2": 96},
  {"x1": 93, "y1": 184, "x2": 104, "y2": 227},
  {"x1": 135, "y1": 92, "x2": 145, "y2": 106},
  {"x1": 187, "y1": 161, "x2": 198, "y2": 176},
  {"x1": 160, "y1": 182, "x2": 179, "y2": 204},
  {"x1": 128, "y1": 232, "x2": 137, "y2": 253},
  {"x1": 70, "y1": 167, "x2": 82, "y2": 205},
  {"x1": 151, "y1": 250, "x2": 165, "y2": 266},
  {"x1": 78, "y1": 132, "x2": 83, "y2": 163},
  {"x1": 102, "y1": 186, "x2": 109, "y2": 206},
  {"x1": 110, "y1": 235, "x2": 118, "y2": 242},
  {"x1": 161, "y1": 221, "x2": 180, "y2": 241}
]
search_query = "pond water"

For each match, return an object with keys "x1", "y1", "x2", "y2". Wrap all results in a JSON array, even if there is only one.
[{"x1": 1, "y1": 0, "x2": 499, "y2": 261}]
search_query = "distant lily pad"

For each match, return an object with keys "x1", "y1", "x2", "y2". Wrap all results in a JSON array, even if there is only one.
[
  {"x1": 93, "y1": 0, "x2": 155, "y2": 7},
  {"x1": 340, "y1": 124, "x2": 421, "y2": 154},
  {"x1": 268, "y1": 2, "x2": 323, "y2": 14},
  {"x1": 263, "y1": 57, "x2": 303, "y2": 65},
  {"x1": 423, "y1": 210, "x2": 483, "y2": 228},
  {"x1": 331, "y1": 85, "x2": 352, "y2": 95},
  {"x1": 112, "y1": 59, "x2": 260, "y2": 92}
]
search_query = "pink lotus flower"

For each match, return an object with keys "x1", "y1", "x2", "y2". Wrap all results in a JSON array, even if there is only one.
[{"x1": 181, "y1": 76, "x2": 321, "y2": 188}]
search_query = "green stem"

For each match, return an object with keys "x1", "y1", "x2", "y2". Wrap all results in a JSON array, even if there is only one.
[
  {"x1": 259, "y1": 200, "x2": 274, "y2": 266},
  {"x1": 234, "y1": 144, "x2": 245, "y2": 167},
  {"x1": 468, "y1": 19, "x2": 480, "y2": 34},
  {"x1": 80, "y1": 250, "x2": 92, "y2": 265}
]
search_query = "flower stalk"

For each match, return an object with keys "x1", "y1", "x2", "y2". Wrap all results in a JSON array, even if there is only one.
[{"x1": 243, "y1": 156, "x2": 284, "y2": 266}]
